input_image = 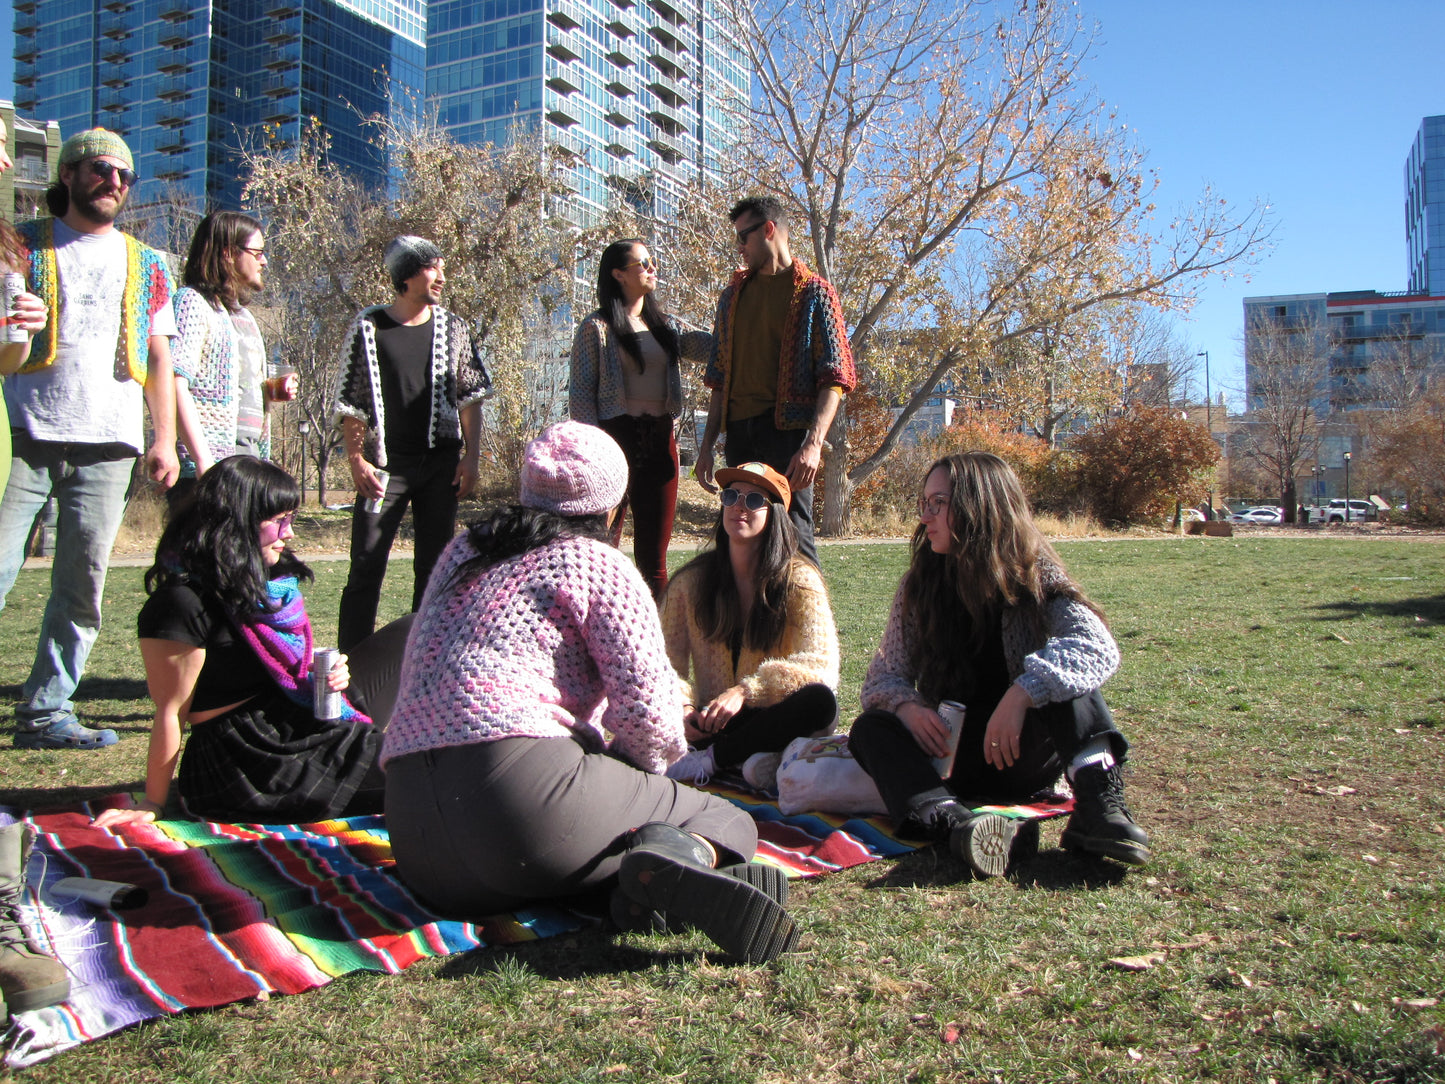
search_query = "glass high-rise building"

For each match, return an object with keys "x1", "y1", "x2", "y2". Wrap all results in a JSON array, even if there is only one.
[
  {"x1": 428, "y1": 0, "x2": 748, "y2": 224},
  {"x1": 1406, "y1": 114, "x2": 1445, "y2": 298},
  {"x1": 10, "y1": 0, "x2": 426, "y2": 211}
]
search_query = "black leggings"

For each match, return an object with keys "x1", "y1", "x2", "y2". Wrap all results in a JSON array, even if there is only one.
[
  {"x1": 849, "y1": 690, "x2": 1127, "y2": 825},
  {"x1": 695, "y1": 683, "x2": 837, "y2": 768}
]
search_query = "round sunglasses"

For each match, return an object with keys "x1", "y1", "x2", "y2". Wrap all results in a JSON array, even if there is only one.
[{"x1": 721, "y1": 488, "x2": 770, "y2": 511}]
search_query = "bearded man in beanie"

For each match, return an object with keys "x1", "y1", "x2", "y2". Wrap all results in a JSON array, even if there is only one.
[
  {"x1": 333, "y1": 236, "x2": 492, "y2": 650},
  {"x1": 0, "y1": 127, "x2": 179, "y2": 750}
]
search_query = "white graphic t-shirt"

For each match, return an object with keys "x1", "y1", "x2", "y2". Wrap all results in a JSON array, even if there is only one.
[{"x1": 5, "y1": 219, "x2": 176, "y2": 452}]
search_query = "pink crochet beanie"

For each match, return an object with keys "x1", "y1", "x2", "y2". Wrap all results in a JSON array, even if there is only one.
[{"x1": 521, "y1": 421, "x2": 628, "y2": 515}]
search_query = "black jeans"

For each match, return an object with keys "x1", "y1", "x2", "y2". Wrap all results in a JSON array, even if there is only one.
[
  {"x1": 338, "y1": 449, "x2": 459, "y2": 651},
  {"x1": 695, "y1": 683, "x2": 837, "y2": 768},
  {"x1": 724, "y1": 413, "x2": 817, "y2": 567},
  {"x1": 849, "y1": 690, "x2": 1128, "y2": 825}
]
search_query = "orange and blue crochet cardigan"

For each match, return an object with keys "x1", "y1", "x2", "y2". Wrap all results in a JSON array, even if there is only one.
[
  {"x1": 705, "y1": 259, "x2": 857, "y2": 432},
  {"x1": 16, "y1": 218, "x2": 172, "y2": 385}
]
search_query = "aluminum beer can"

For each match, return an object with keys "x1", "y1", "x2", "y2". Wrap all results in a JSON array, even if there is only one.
[
  {"x1": 2, "y1": 273, "x2": 26, "y2": 344},
  {"x1": 933, "y1": 699, "x2": 967, "y2": 778},
  {"x1": 313, "y1": 648, "x2": 342, "y2": 721},
  {"x1": 362, "y1": 470, "x2": 390, "y2": 515}
]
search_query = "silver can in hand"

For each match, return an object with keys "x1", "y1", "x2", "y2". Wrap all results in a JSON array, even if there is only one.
[
  {"x1": 313, "y1": 647, "x2": 342, "y2": 721},
  {"x1": 2, "y1": 273, "x2": 27, "y2": 344},
  {"x1": 932, "y1": 699, "x2": 967, "y2": 779},
  {"x1": 362, "y1": 470, "x2": 390, "y2": 515}
]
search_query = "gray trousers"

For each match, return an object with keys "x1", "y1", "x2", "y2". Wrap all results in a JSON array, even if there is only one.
[{"x1": 384, "y1": 735, "x2": 758, "y2": 918}]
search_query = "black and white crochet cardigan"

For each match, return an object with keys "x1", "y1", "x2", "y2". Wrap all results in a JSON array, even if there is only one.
[{"x1": 332, "y1": 305, "x2": 493, "y2": 468}]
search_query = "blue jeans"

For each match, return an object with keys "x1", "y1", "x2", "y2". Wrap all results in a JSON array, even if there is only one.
[{"x1": 0, "y1": 433, "x2": 135, "y2": 729}]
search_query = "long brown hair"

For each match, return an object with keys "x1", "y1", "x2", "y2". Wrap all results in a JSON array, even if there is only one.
[
  {"x1": 669, "y1": 490, "x2": 799, "y2": 652},
  {"x1": 183, "y1": 211, "x2": 262, "y2": 310},
  {"x1": 904, "y1": 452, "x2": 1099, "y2": 701}
]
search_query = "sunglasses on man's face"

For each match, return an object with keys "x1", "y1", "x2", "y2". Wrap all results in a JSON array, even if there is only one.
[
  {"x1": 87, "y1": 159, "x2": 139, "y2": 187},
  {"x1": 721, "y1": 488, "x2": 770, "y2": 511},
  {"x1": 735, "y1": 220, "x2": 767, "y2": 245}
]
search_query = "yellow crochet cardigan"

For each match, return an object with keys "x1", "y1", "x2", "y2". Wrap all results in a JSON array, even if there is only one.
[{"x1": 659, "y1": 559, "x2": 840, "y2": 711}]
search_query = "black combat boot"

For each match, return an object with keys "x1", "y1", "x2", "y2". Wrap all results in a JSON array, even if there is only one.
[{"x1": 1060, "y1": 764, "x2": 1151, "y2": 865}]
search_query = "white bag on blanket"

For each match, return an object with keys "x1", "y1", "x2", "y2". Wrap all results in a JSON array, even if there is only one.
[{"x1": 776, "y1": 734, "x2": 889, "y2": 817}]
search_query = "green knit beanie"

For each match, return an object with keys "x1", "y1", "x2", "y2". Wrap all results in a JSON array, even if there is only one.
[{"x1": 59, "y1": 128, "x2": 134, "y2": 170}]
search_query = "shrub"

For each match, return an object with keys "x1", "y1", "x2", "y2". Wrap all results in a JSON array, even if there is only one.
[{"x1": 1072, "y1": 406, "x2": 1219, "y2": 525}]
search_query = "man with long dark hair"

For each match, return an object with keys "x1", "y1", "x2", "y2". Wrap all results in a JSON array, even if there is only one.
[
  {"x1": 694, "y1": 196, "x2": 857, "y2": 566},
  {"x1": 0, "y1": 127, "x2": 179, "y2": 750},
  {"x1": 333, "y1": 236, "x2": 492, "y2": 650},
  {"x1": 169, "y1": 211, "x2": 296, "y2": 508}
]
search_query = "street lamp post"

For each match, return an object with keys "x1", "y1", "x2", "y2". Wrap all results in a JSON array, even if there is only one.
[
  {"x1": 1196, "y1": 350, "x2": 1213, "y2": 516},
  {"x1": 1344, "y1": 451, "x2": 1352, "y2": 521},
  {"x1": 298, "y1": 420, "x2": 311, "y2": 508}
]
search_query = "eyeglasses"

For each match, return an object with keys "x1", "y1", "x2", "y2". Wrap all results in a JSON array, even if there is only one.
[
  {"x1": 917, "y1": 495, "x2": 949, "y2": 519},
  {"x1": 721, "y1": 488, "x2": 770, "y2": 511},
  {"x1": 239, "y1": 246, "x2": 267, "y2": 260},
  {"x1": 262, "y1": 512, "x2": 297, "y2": 532},
  {"x1": 735, "y1": 220, "x2": 767, "y2": 245},
  {"x1": 622, "y1": 256, "x2": 657, "y2": 272},
  {"x1": 87, "y1": 159, "x2": 139, "y2": 187}
]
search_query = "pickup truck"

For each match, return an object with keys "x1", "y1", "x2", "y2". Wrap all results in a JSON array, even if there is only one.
[{"x1": 1303, "y1": 499, "x2": 1376, "y2": 524}]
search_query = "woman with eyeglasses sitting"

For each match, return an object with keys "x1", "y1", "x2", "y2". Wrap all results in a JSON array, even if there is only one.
[
  {"x1": 661, "y1": 462, "x2": 839, "y2": 786},
  {"x1": 92, "y1": 457, "x2": 411, "y2": 829},
  {"x1": 569, "y1": 238, "x2": 711, "y2": 599},
  {"x1": 847, "y1": 452, "x2": 1150, "y2": 880}
]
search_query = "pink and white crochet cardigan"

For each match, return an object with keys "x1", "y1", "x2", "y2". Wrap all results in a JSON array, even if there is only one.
[{"x1": 381, "y1": 532, "x2": 686, "y2": 774}]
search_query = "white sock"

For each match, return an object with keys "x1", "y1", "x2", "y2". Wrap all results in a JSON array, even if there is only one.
[{"x1": 1067, "y1": 737, "x2": 1115, "y2": 780}]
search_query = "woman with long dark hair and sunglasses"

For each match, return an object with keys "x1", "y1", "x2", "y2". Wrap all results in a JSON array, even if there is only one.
[
  {"x1": 848, "y1": 452, "x2": 1150, "y2": 879},
  {"x1": 568, "y1": 239, "x2": 711, "y2": 598},
  {"x1": 660, "y1": 462, "x2": 839, "y2": 786},
  {"x1": 91, "y1": 457, "x2": 411, "y2": 829}
]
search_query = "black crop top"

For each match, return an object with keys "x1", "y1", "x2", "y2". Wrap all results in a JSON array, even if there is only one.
[{"x1": 137, "y1": 583, "x2": 273, "y2": 712}]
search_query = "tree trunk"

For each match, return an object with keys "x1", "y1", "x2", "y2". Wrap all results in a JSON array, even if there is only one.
[
  {"x1": 820, "y1": 401, "x2": 851, "y2": 537},
  {"x1": 1281, "y1": 478, "x2": 1298, "y2": 523}
]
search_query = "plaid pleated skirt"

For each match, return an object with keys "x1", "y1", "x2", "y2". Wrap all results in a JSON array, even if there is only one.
[{"x1": 177, "y1": 689, "x2": 383, "y2": 823}]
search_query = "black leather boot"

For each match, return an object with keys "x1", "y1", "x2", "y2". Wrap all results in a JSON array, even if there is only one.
[{"x1": 1060, "y1": 764, "x2": 1151, "y2": 865}]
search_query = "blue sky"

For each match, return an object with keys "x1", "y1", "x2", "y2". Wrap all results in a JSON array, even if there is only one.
[
  {"x1": 3, "y1": 2, "x2": 1440, "y2": 402},
  {"x1": 1081, "y1": 0, "x2": 1444, "y2": 403}
]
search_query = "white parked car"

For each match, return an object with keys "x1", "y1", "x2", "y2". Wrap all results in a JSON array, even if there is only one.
[{"x1": 1228, "y1": 506, "x2": 1283, "y2": 525}]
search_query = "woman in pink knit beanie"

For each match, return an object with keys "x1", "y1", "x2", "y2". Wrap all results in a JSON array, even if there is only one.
[{"x1": 382, "y1": 421, "x2": 798, "y2": 963}]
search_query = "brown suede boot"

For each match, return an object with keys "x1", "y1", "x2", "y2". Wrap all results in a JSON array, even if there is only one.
[{"x1": 0, "y1": 823, "x2": 70, "y2": 1015}]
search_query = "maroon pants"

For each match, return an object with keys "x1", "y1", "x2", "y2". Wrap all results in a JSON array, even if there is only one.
[{"x1": 599, "y1": 414, "x2": 677, "y2": 599}]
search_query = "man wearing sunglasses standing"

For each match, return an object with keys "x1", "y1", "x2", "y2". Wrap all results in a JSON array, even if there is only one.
[
  {"x1": 694, "y1": 196, "x2": 856, "y2": 566},
  {"x1": 333, "y1": 236, "x2": 492, "y2": 651},
  {"x1": 0, "y1": 128, "x2": 179, "y2": 749}
]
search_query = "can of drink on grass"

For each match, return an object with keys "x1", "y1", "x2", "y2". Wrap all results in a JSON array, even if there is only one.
[
  {"x1": 2, "y1": 272, "x2": 27, "y2": 343},
  {"x1": 313, "y1": 648, "x2": 342, "y2": 721},
  {"x1": 362, "y1": 470, "x2": 389, "y2": 515}
]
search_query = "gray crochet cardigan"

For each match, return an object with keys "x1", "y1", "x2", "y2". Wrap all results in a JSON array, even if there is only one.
[
  {"x1": 567, "y1": 311, "x2": 711, "y2": 424},
  {"x1": 861, "y1": 562, "x2": 1120, "y2": 714},
  {"x1": 332, "y1": 305, "x2": 492, "y2": 468}
]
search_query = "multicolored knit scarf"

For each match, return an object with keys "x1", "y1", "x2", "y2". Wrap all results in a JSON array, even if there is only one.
[{"x1": 233, "y1": 576, "x2": 371, "y2": 725}]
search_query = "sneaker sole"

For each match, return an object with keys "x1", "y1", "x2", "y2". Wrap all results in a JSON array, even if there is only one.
[
  {"x1": 619, "y1": 852, "x2": 798, "y2": 962},
  {"x1": 14, "y1": 727, "x2": 118, "y2": 750},
  {"x1": 1060, "y1": 827, "x2": 1151, "y2": 866}
]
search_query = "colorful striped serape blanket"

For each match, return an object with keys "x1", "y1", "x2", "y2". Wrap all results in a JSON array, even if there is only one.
[{"x1": 0, "y1": 793, "x2": 920, "y2": 1068}]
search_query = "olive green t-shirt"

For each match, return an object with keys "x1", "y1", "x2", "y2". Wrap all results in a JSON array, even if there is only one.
[{"x1": 727, "y1": 268, "x2": 795, "y2": 423}]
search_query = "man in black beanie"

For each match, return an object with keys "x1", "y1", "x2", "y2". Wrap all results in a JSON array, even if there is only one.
[{"x1": 333, "y1": 236, "x2": 492, "y2": 649}]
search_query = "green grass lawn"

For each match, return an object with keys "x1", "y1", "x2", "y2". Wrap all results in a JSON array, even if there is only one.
[{"x1": 2, "y1": 537, "x2": 1443, "y2": 1083}]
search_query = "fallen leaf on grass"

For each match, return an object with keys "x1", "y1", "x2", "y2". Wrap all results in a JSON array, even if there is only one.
[
  {"x1": 1107, "y1": 953, "x2": 1165, "y2": 972},
  {"x1": 1362, "y1": 854, "x2": 1381, "y2": 865},
  {"x1": 1152, "y1": 934, "x2": 1220, "y2": 951},
  {"x1": 1127, "y1": 1048, "x2": 1143, "y2": 1061},
  {"x1": 1328, "y1": 632, "x2": 1351, "y2": 643},
  {"x1": 1308, "y1": 784, "x2": 1357, "y2": 796},
  {"x1": 942, "y1": 1024, "x2": 960, "y2": 1044},
  {"x1": 600, "y1": 1066, "x2": 629, "y2": 1075},
  {"x1": 1393, "y1": 998, "x2": 1439, "y2": 1011}
]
